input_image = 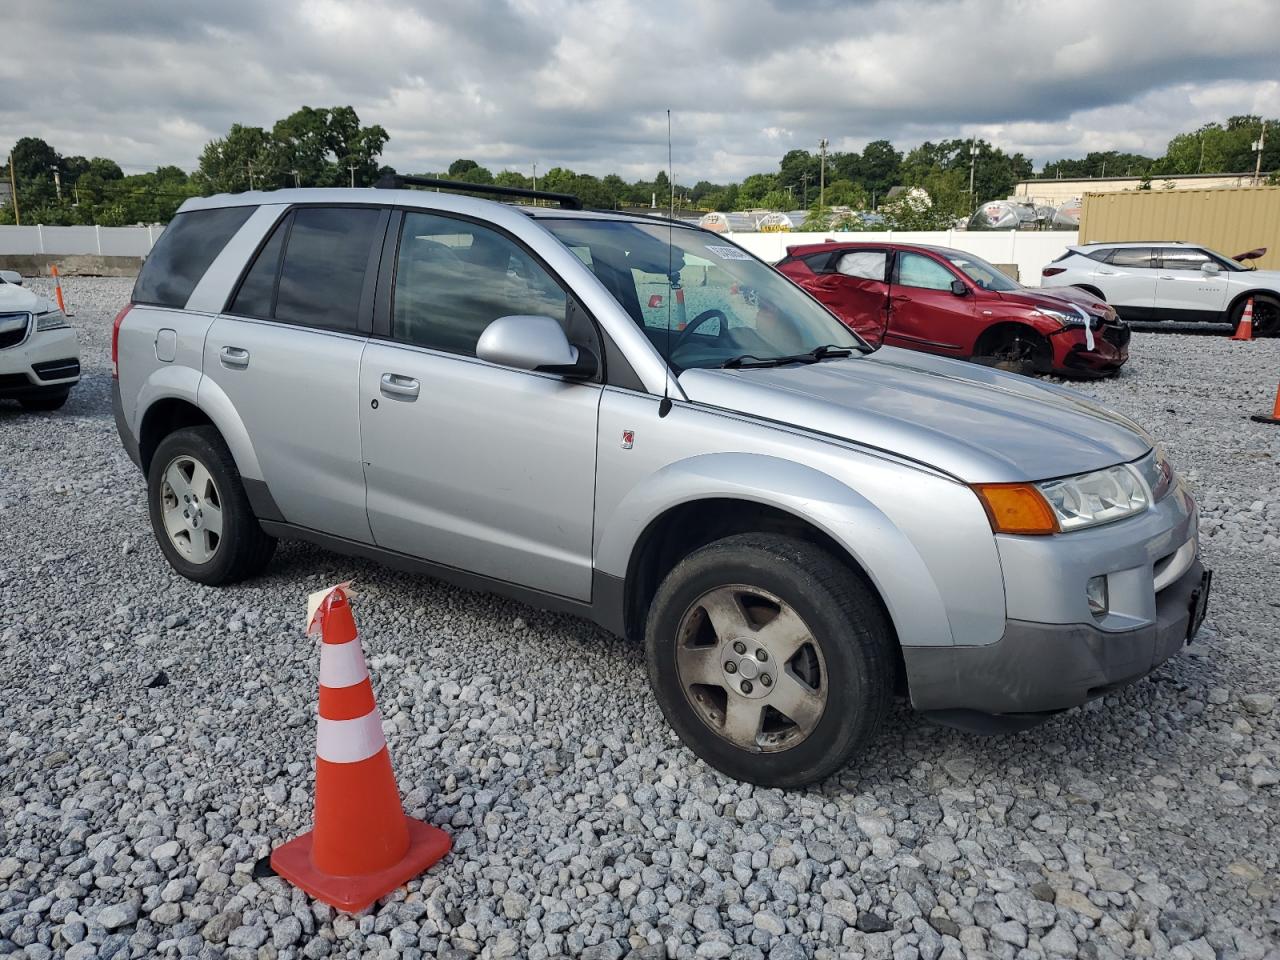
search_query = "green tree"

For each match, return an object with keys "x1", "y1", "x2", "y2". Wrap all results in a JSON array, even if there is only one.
[{"x1": 859, "y1": 139, "x2": 903, "y2": 201}]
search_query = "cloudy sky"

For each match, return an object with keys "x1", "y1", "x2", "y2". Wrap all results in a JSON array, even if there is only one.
[{"x1": 3, "y1": 0, "x2": 1278, "y2": 183}]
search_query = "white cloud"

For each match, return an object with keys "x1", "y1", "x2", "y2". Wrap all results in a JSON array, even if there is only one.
[{"x1": 0, "y1": 0, "x2": 1276, "y2": 181}]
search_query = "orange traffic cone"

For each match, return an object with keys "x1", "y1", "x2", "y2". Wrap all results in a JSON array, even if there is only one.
[
  {"x1": 1252, "y1": 380, "x2": 1280, "y2": 425},
  {"x1": 269, "y1": 583, "x2": 450, "y2": 912},
  {"x1": 1231, "y1": 298, "x2": 1255, "y2": 341},
  {"x1": 49, "y1": 264, "x2": 72, "y2": 316}
]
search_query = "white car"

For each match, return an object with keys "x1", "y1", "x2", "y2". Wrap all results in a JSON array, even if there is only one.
[
  {"x1": 0, "y1": 271, "x2": 80, "y2": 410},
  {"x1": 1041, "y1": 241, "x2": 1278, "y2": 337}
]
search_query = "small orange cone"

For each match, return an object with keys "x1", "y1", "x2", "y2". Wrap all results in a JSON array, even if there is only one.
[
  {"x1": 1251, "y1": 380, "x2": 1280, "y2": 425},
  {"x1": 49, "y1": 264, "x2": 71, "y2": 316},
  {"x1": 269, "y1": 583, "x2": 450, "y2": 912},
  {"x1": 1231, "y1": 298, "x2": 1255, "y2": 341}
]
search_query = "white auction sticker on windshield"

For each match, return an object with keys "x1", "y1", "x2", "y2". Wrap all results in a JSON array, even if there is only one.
[{"x1": 704, "y1": 244, "x2": 752, "y2": 261}]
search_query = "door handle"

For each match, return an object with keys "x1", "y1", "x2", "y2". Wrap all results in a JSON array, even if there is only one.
[
  {"x1": 1097, "y1": 270, "x2": 1117, "y2": 275},
  {"x1": 219, "y1": 346, "x2": 250, "y2": 369},
  {"x1": 379, "y1": 373, "x2": 420, "y2": 400}
]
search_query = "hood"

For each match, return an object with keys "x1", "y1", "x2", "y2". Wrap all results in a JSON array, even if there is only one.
[
  {"x1": 0, "y1": 279, "x2": 54, "y2": 315},
  {"x1": 679, "y1": 346, "x2": 1151, "y2": 483},
  {"x1": 996, "y1": 285, "x2": 1114, "y2": 319}
]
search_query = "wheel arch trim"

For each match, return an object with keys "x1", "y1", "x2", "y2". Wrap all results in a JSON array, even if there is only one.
[
  {"x1": 597, "y1": 452, "x2": 955, "y2": 649},
  {"x1": 134, "y1": 369, "x2": 264, "y2": 482}
]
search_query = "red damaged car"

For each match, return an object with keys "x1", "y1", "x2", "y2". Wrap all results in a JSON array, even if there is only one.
[{"x1": 776, "y1": 241, "x2": 1129, "y2": 377}]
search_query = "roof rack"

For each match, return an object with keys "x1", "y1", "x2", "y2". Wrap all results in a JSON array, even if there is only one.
[{"x1": 374, "y1": 174, "x2": 583, "y2": 210}]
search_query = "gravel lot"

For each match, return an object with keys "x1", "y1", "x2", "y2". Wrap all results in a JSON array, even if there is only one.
[{"x1": 1, "y1": 277, "x2": 1278, "y2": 960}]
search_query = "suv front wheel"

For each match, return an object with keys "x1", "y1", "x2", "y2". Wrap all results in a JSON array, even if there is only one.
[
  {"x1": 645, "y1": 533, "x2": 894, "y2": 787},
  {"x1": 147, "y1": 426, "x2": 276, "y2": 585}
]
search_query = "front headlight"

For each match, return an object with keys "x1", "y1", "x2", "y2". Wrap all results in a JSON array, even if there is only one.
[
  {"x1": 35, "y1": 310, "x2": 70, "y2": 332},
  {"x1": 1037, "y1": 464, "x2": 1149, "y2": 531},
  {"x1": 1035, "y1": 304, "x2": 1090, "y2": 327}
]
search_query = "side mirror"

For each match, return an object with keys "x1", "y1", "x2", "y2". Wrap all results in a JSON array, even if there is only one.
[
  {"x1": 1200, "y1": 262, "x2": 1221, "y2": 276},
  {"x1": 476, "y1": 315, "x2": 597, "y2": 379},
  {"x1": 950, "y1": 279, "x2": 969, "y2": 296}
]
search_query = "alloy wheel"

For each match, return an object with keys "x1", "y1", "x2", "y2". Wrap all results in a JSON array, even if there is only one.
[
  {"x1": 675, "y1": 584, "x2": 827, "y2": 753},
  {"x1": 159, "y1": 455, "x2": 224, "y2": 564}
]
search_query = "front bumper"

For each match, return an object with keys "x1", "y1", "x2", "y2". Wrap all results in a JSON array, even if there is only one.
[
  {"x1": 0, "y1": 325, "x2": 81, "y2": 397},
  {"x1": 1048, "y1": 322, "x2": 1129, "y2": 375},
  {"x1": 905, "y1": 558, "x2": 1210, "y2": 722}
]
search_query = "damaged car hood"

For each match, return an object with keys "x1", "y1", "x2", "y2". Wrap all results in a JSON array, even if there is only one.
[{"x1": 678, "y1": 346, "x2": 1151, "y2": 483}]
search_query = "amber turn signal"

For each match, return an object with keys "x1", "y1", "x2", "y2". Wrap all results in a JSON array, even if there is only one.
[{"x1": 972, "y1": 483, "x2": 1059, "y2": 535}]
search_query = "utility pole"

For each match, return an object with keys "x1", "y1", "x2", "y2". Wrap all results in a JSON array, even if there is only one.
[
  {"x1": 292, "y1": 169, "x2": 300, "y2": 188},
  {"x1": 348, "y1": 163, "x2": 357, "y2": 188},
  {"x1": 7, "y1": 152, "x2": 19, "y2": 225},
  {"x1": 532, "y1": 162, "x2": 537, "y2": 205},
  {"x1": 818, "y1": 138, "x2": 828, "y2": 210},
  {"x1": 51, "y1": 165, "x2": 62, "y2": 201},
  {"x1": 247, "y1": 160, "x2": 255, "y2": 191},
  {"x1": 801, "y1": 171, "x2": 810, "y2": 207},
  {"x1": 1254, "y1": 122, "x2": 1267, "y2": 186},
  {"x1": 968, "y1": 139, "x2": 977, "y2": 213}
]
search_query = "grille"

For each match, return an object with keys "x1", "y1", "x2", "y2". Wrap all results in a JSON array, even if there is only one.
[
  {"x1": 0, "y1": 312, "x2": 29, "y2": 350},
  {"x1": 0, "y1": 373, "x2": 31, "y2": 389}
]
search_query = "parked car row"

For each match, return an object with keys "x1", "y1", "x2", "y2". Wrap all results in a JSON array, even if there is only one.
[
  {"x1": 776, "y1": 241, "x2": 1129, "y2": 377},
  {"x1": 111, "y1": 181, "x2": 1208, "y2": 786}
]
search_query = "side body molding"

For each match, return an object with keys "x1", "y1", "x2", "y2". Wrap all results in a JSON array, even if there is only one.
[{"x1": 593, "y1": 451, "x2": 956, "y2": 650}]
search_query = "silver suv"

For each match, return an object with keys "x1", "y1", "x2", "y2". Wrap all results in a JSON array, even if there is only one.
[{"x1": 114, "y1": 179, "x2": 1210, "y2": 787}]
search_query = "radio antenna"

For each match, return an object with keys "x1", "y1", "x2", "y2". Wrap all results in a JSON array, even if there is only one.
[{"x1": 659, "y1": 109, "x2": 674, "y2": 418}]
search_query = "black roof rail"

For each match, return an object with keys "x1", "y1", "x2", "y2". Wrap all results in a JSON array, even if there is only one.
[{"x1": 374, "y1": 173, "x2": 583, "y2": 210}]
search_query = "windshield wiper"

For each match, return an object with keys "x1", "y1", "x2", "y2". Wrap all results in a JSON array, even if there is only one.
[{"x1": 720, "y1": 344, "x2": 855, "y2": 369}]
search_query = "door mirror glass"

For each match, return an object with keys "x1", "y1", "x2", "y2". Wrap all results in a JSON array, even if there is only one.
[
  {"x1": 476, "y1": 315, "x2": 596, "y2": 378},
  {"x1": 950, "y1": 279, "x2": 969, "y2": 296},
  {"x1": 1200, "y1": 261, "x2": 1221, "y2": 276}
]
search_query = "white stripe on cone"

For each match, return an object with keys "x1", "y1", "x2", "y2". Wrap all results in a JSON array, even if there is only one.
[
  {"x1": 316, "y1": 711, "x2": 386, "y2": 764},
  {"x1": 319, "y1": 638, "x2": 370, "y2": 689}
]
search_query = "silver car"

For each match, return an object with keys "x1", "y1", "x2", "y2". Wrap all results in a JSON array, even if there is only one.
[{"x1": 113, "y1": 180, "x2": 1210, "y2": 787}]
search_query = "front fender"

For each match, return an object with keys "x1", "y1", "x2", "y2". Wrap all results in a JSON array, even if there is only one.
[{"x1": 595, "y1": 452, "x2": 956, "y2": 649}]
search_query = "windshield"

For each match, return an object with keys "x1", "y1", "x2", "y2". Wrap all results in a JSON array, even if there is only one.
[
  {"x1": 541, "y1": 218, "x2": 866, "y2": 371},
  {"x1": 942, "y1": 251, "x2": 1021, "y2": 291}
]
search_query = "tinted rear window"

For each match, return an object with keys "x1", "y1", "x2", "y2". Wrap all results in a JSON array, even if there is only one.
[
  {"x1": 133, "y1": 206, "x2": 254, "y2": 308},
  {"x1": 1104, "y1": 247, "x2": 1155, "y2": 268},
  {"x1": 228, "y1": 217, "x2": 288, "y2": 318},
  {"x1": 274, "y1": 207, "x2": 382, "y2": 331}
]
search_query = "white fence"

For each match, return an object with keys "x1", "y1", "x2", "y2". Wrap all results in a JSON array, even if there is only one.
[
  {"x1": 730, "y1": 230, "x2": 1078, "y2": 285},
  {"x1": 0, "y1": 222, "x2": 1077, "y2": 285},
  {"x1": 0, "y1": 224, "x2": 164, "y2": 257}
]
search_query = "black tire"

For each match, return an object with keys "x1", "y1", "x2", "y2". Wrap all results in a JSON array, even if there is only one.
[
  {"x1": 147, "y1": 426, "x2": 276, "y2": 585},
  {"x1": 975, "y1": 326, "x2": 1052, "y2": 376},
  {"x1": 1231, "y1": 294, "x2": 1279, "y2": 338},
  {"x1": 19, "y1": 390, "x2": 69, "y2": 411},
  {"x1": 645, "y1": 533, "x2": 894, "y2": 788}
]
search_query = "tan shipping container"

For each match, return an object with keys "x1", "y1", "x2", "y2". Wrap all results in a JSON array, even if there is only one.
[{"x1": 1079, "y1": 186, "x2": 1280, "y2": 271}]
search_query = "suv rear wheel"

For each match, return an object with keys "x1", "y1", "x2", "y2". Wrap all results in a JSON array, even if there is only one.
[
  {"x1": 645, "y1": 533, "x2": 894, "y2": 787},
  {"x1": 147, "y1": 426, "x2": 276, "y2": 585}
]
